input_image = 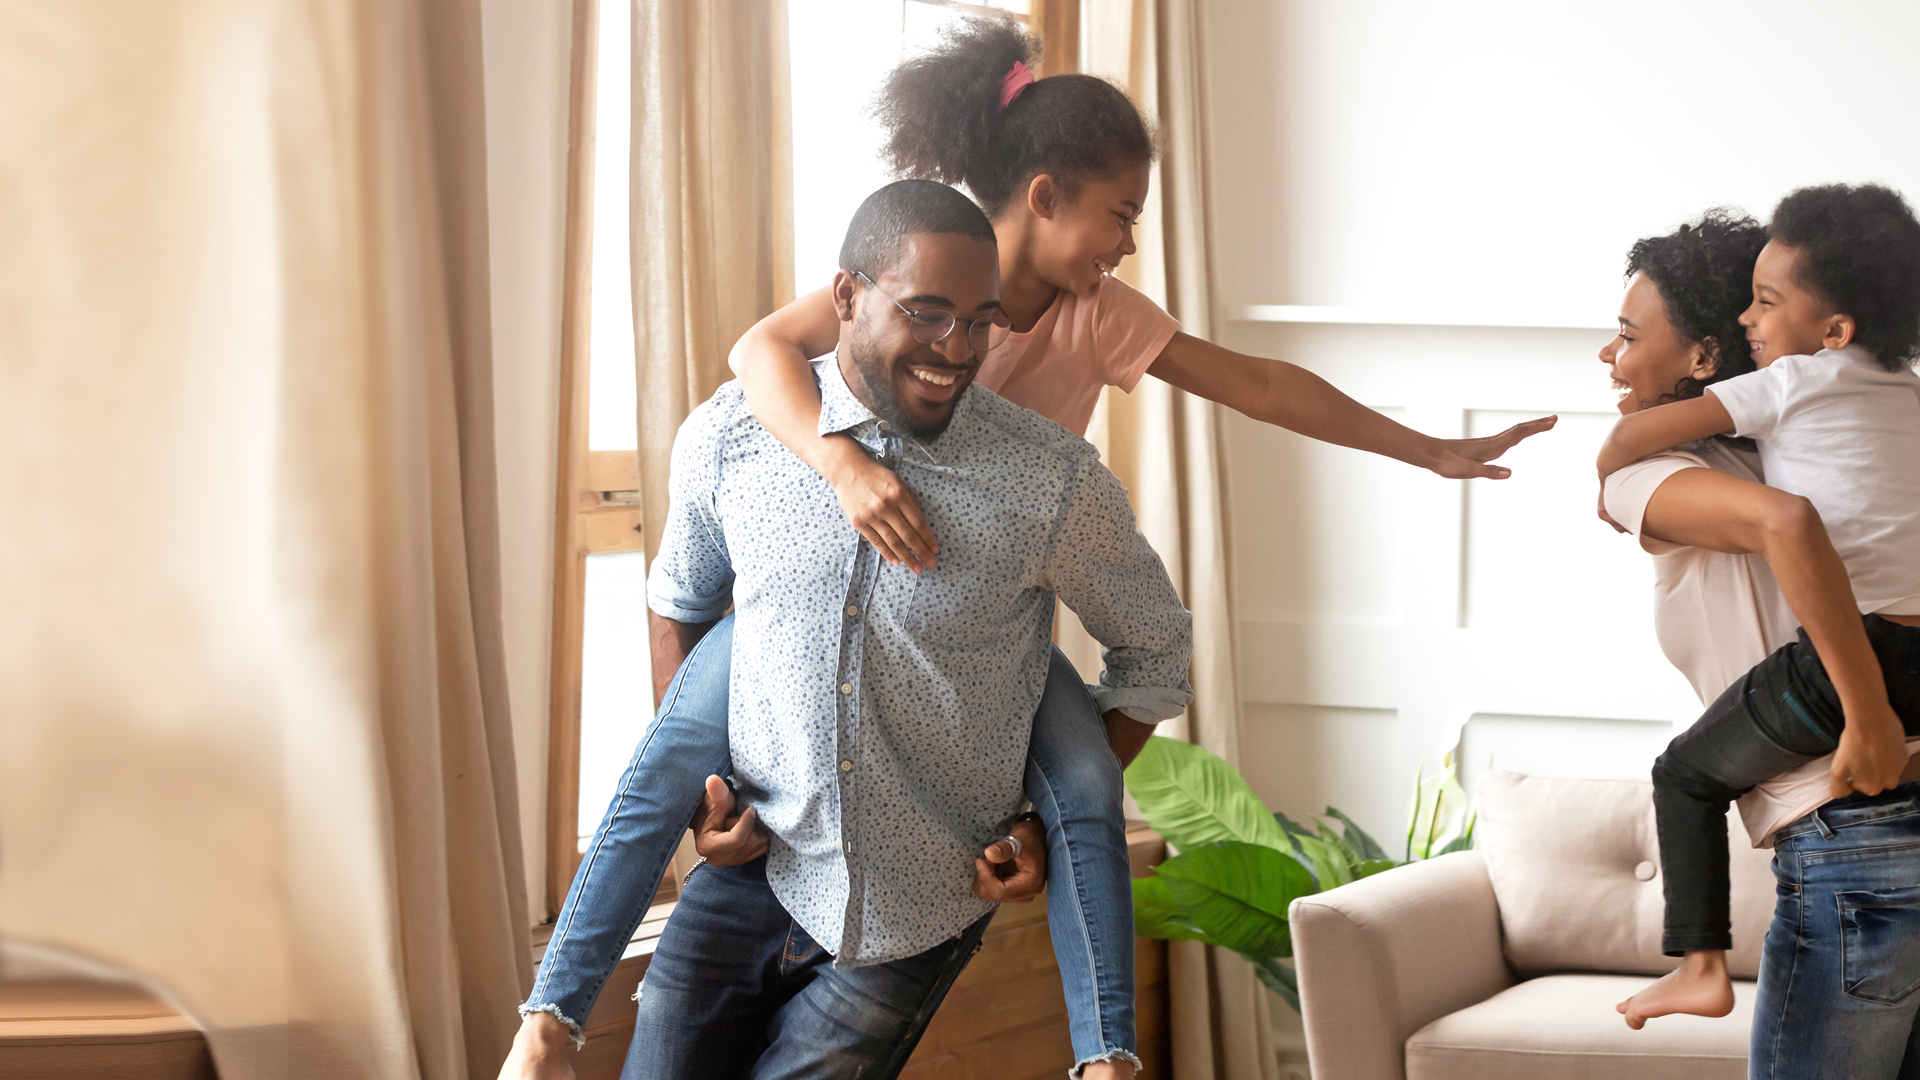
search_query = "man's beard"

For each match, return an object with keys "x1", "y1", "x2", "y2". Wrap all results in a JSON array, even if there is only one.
[{"x1": 848, "y1": 319, "x2": 955, "y2": 440}]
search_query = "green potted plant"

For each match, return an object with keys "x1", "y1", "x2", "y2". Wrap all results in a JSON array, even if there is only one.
[{"x1": 1123, "y1": 737, "x2": 1475, "y2": 1010}]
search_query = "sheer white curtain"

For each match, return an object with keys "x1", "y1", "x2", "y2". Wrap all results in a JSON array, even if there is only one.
[
  {"x1": 0, "y1": 2, "x2": 550, "y2": 1076},
  {"x1": 1070, "y1": 0, "x2": 1279, "y2": 1076}
]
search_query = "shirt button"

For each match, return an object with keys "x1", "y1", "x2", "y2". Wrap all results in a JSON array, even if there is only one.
[
  {"x1": 840, "y1": 759, "x2": 853, "y2": 772},
  {"x1": 877, "y1": 420, "x2": 891, "y2": 431},
  {"x1": 840, "y1": 682, "x2": 852, "y2": 695},
  {"x1": 846, "y1": 604, "x2": 859, "y2": 617}
]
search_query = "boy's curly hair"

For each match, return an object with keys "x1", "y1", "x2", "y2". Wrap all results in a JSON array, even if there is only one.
[
  {"x1": 1625, "y1": 208, "x2": 1769, "y2": 403},
  {"x1": 1769, "y1": 183, "x2": 1920, "y2": 370},
  {"x1": 872, "y1": 17, "x2": 1156, "y2": 216}
]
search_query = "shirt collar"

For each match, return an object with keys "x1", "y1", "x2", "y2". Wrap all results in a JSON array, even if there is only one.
[
  {"x1": 815, "y1": 352, "x2": 877, "y2": 437},
  {"x1": 812, "y1": 352, "x2": 964, "y2": 464},
  {"x1": 1823, "y1": 344, "x2": 1879, "y2": 368}
]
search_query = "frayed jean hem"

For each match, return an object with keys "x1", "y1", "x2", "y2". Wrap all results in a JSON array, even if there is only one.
[
  {"x1": 517, "y1": 1002, "x2": 585, "y2": 1050},
  {"x1": 1070, "y1": 1048, "x2": 1143, "y2": 1078}
]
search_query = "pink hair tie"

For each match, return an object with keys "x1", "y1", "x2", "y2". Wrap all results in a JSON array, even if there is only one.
[{"x1": 999, "y1": 60, "x2": 1035, "y2": 111}]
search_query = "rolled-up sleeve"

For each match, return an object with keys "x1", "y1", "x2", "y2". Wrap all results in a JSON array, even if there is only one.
[
  {"x1": 646, "y1": 398, "x2": 735, "y2": 624},
  {"x1": 1046, "y1": 457, "x2": 1194, "y2": 723}
]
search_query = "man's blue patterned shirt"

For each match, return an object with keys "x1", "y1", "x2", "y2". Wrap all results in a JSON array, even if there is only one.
[{"x1": 647, "y1": 354, "x2": 1192, "y2": 965}]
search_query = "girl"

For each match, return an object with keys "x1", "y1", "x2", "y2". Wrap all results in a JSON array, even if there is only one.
[
  {"x1": 737, "y1": 22, "x2": 1553, "y2": 575},
  {"x1": 1596, "y1": 206, "x2": 1920, "y2": 1076},
  {"x1": 731, "y1": 17, "x2": 1551, "y2": 1074},
  {"x1": 510, "y1": 19, "x2": 1551, "y2": 1080}
]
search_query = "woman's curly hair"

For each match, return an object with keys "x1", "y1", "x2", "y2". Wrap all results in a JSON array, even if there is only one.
[
  {"x1": 1625, "y1": 208, "x2": 1769, "y2": 405},
  {"x1": 1769, "y1": 183, "x2": 1920, "y2": 371},
  {"x1": 872, "y1": 17, "x2": 1156, "y2": 216}
]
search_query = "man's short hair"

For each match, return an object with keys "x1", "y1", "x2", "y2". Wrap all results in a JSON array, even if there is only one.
[
  {"x1": 838, "y1": 179, "x2": 997, "y2": 280},
  {"x1": 1770, "y1": 183, "x2": 1920, "y2": 369}
]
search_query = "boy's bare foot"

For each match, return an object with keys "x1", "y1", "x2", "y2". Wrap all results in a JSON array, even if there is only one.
[
  {"x1": 1080, "y1": 1061, "x2": 1136, "y2": 1080},
  {"x1": 1616, "y1": 950, "x2": 1735, "y2": 1029}
]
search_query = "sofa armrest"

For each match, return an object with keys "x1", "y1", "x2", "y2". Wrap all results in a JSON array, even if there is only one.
[{"x1": 1288, "y1": 851, "x2": 1511, "y2": 1080}]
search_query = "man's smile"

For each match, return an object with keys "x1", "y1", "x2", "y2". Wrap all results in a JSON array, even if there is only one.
[{"x1": 903, "y1": 362, "x2": 975, "y2": 405}]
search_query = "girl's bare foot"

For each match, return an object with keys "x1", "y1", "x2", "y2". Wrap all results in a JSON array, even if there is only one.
[
  {"x1": 1616, "y1": 950, "x2": 1735, "y2": 1029},
  {"x1": 1080, "y1": 1062, "x2": 1137, "y2": 1080}
]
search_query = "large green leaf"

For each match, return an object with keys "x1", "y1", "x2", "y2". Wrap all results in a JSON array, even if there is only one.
[
  {"x1": 1291, "y1": 830, "x2": 1350, "y2": 891},
  {"x1": 1125, "y1": 737, "x2": 1290, "y2": 854},
  {"x1": 1155, "y1": 841, "x2": 1313, "y2": 958},
  {"x1": 1132, "y1": 876, "x2": 1210, "y2": 943},
  {"x1": 1272, "y1": 811, "x2": 1323, "y2": 883},
  {"x1": 1248, "y1": 955, "x2": 1300, "y2": 1012},
  {"x1": 1325, "y1": 807, "x2": 1390, "y2": 862},
  {"x1": 1352, "y1": 858, "x2": 1398, "y2": 880}
]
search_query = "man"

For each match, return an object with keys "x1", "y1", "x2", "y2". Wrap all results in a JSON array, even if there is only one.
[{"x1": 525, "y1": 180, "x2": 1192, "y2": 1079}]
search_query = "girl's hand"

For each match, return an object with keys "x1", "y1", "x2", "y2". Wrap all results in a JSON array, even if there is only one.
[
  {"x1": 1831, "y1": 704, "x2": 1910, "y2": 798},
  {"x1": 823, "y1": 438, "x2": 939, "y2": 572},
  {"x1": 1425, "y1": 416, "x2": 1558, "y2": 479}
]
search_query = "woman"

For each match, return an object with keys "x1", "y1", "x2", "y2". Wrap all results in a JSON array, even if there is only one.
[{"x1": 1597, "y1": 209, "x2": 1920, "y2": 1077}]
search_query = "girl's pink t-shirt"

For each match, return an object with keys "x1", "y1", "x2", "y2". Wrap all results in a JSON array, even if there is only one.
[{"x1": 973, "y1": 275, "x2": 1179, "y2": 437}]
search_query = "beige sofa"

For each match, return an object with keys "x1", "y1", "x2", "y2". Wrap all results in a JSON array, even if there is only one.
[{"x1": 1289, "y1": 770, "x2": 1777, "y2": 1080}]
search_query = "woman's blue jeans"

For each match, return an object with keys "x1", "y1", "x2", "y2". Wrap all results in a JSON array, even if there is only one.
[
  {"x1": 524, "y1": 612, "x2": 1139, "y2": 1075},
  {"x1": 1750, "y1": 781, "x2": 1920, "y2": 1080}
]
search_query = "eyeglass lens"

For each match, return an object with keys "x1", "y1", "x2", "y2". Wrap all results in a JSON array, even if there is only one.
[{"x1": 907, "y1": 311, "x2": 1010, "y2": 352}]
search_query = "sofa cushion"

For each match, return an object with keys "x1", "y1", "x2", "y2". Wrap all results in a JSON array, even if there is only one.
[
  {"x1": 1476, "y1": 771, "x2": 1773, "y2": 978},
  {"x1": 1405, "y1": 973, "x2": 1753, "y2": 1080}
]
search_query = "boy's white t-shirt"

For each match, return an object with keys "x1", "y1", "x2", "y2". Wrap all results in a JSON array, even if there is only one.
[
  {"x1": 1707, "y1": 346, "x2": 1920, "y2": 615},
  {"x1": 1603, "y1": 441, "x2": 1920, "y2": 847}
]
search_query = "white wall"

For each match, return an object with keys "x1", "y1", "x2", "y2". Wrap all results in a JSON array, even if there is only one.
[
  {"x1": 482, "y1": 0, "x2": 570, "y2": 919},
  {"x1": 1200, "y1": 0, "x2": 1920, "y2": 848}
]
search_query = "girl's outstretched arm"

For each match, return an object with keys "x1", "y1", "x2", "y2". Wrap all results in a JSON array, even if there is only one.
[
  {"x1": 729, "y1": 287, "x2": 940, "y2": 571},
  {"x1": 1636, "y1": 467, "x2": 1909, "y2": 795},
  {"x1": 1147, "y1": 332, "x2": 1556, "y2": 478},
  {"x1": 1596, "y1": 394, "x2": 1736, "y2": 477}
]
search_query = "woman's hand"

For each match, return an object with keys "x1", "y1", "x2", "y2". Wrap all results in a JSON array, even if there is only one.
[
  {"x1": 1424, "y1": 416, "x2": 1559, "y2": 480},
  {"x1": 1831, "y1": 703, "x2": 1911, "y2": 798},
  {"x1": 823, "y1": 437, "x2": 939, "y2": 572}
]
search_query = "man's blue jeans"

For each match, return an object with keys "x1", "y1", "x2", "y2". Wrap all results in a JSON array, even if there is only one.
[
  {"x1": 525, "y1": 612, "x2": 1139, "y2": 1074},
  {"x1": 623, "y1": 855, "x2": 991, "y2": 1079},
  {"x1": 1751, "y1": 781, "x2": 1920, "y2": 1079}
]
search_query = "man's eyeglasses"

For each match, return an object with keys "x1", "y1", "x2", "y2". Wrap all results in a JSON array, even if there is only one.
[{"x1": 854, "y1": 271, "x2": 1012, "y2": 354}]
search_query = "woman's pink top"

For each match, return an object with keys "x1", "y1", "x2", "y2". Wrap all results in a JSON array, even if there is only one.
[{"x1": 974, "y1": 276, "x2": 1179, "y2": 437}]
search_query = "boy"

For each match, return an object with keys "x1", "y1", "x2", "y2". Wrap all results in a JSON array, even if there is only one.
[{"x1": 1595, "y1": 183, "x2": 1920, "y2": 1027}]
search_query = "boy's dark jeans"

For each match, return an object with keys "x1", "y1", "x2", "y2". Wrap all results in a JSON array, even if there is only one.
[{"x1": 1654, "y1": 615, "x2": 1920, "y2": 955}]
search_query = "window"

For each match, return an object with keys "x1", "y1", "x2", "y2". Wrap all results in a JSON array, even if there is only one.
[
  {"x1": 543, "y1": 0, "x2": 652, "y2": 920},
  {"x1": 788, "y1": 0, "x2": 1070, "y2": 286}
]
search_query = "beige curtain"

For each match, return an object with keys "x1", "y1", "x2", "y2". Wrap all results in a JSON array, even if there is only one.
[
  {"x1": 0, "y1": 2, "x2": 538, "y2": 1077},
  {"x1": 1070, "y1": 2, "x2": 1280, "y2": 1078},
  {"x1": 631, "y1": 0, "x2": 794, "y2": 560}
]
